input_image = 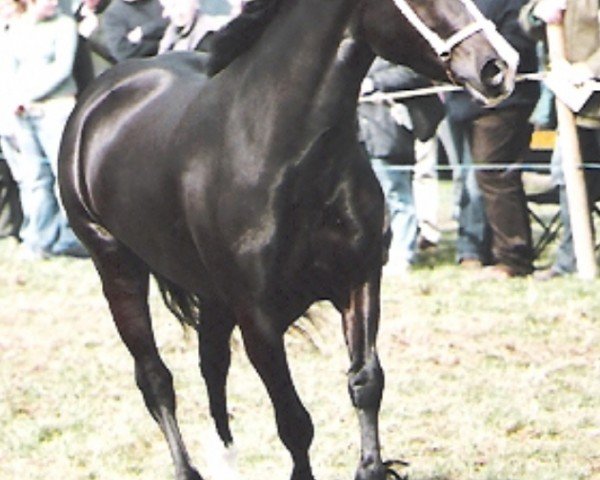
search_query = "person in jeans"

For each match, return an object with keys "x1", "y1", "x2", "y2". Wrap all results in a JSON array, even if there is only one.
[
  {"x1": 5, "y1": 0, "x2": 87, "y2": 259},
  {"x1": 439, "y1": 114, "x2": 492, "y2": 268},
  {"x1": 0, "y1": 0, "x2": 23, "y2": 240},
  {"x1": 521, "y1": 0, "x2": 600, "y2": 279},
  {"x1": 359, "y1": 59, "x2": 445, "y2": 275}
]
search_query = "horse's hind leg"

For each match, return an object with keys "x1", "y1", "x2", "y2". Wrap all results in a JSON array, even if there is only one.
[
  {"x1": 82, "y1": 228, "x2": 202, "y2": 480},
  {"x1": 239, "y1": 311, "x2": 315, "y2": 480}
]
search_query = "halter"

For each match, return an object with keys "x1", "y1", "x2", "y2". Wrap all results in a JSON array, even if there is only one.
[{"x1": 391, "y1": 0, "x2": 519, "y2": 79}]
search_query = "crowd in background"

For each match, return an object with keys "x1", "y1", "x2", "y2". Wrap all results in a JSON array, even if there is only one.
[
  {"x1": 0, "y1": 0, "x2": 239, "y2": 260},
  {"x1": 360, "y1": 0, "x2": 600, "y2": 281},
  {"x1": 0, "y1": 0, "x2": 598, "y2": 280}
]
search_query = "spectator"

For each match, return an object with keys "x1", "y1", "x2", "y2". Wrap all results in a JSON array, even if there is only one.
[
  {"x1": 5, "y1": 0, "x2": 87, "y2": 259},
  {"x1": 440, "y1": 111, "x2": 493, "y2": 269},
  {"x1": 202, "y1": 0, "x2": 240, "y2": 16},
  {"x1": 445, "y1": 0, "x2": 540, "y2": 278},
  {"x1": 102, "y1": 0, "x2": 167, "y2": 62},
  {"x1": 158, "y1": 0, "x2": 230, "y2": 54},
  {"x1": 72, "y1": 0, "x2": 114, "y2": 93},
  {"x1": 521, "y1": 0, "x2": 600, "y2": 279},
  {"x1": 358, "y1": 58, "x2": 445, "y2": 276},
  {"x1": 0, "y1": 0, "x2": 23, "y2": 240},
  {"x1": 0, "y1": 147, "x2": 21, "y2": 240}
]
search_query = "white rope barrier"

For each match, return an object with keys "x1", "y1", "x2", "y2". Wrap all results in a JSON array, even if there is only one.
[
  {"x1": 359, "y1": 71, "x2": 600, "y2": 103},
  {"x1": 360, "y1": 71, "x2": 600, "y2": 173},
  {"x1": 359, "y1": 72, "x2": 546, "y2": 103},
  {"x1": 382, "y1": 163, "x2": 600, "y2": 172}
]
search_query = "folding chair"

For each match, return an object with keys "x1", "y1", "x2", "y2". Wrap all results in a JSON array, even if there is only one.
[
  {"x1": 527, "y1": 186, "x2": 562, "y2": 259},
  {"x1": 525, "y1": 129, "x2": 561, "y2": 261}
]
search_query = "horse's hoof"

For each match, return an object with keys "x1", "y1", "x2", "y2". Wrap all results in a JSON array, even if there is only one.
[
  {"x1": 181, "y1": 468, "x2": 203, "y2": 480},
  {"x1": 383, "y1": 460, "x2": 409, "y2": 480}
]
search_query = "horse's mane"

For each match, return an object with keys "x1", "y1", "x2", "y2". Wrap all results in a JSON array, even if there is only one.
[{"x1": 206, "y1": 0, "x2": 283, "y2": 75}]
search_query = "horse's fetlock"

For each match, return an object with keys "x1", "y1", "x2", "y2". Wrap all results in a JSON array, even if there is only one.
[
  {"x1": 348, "y1": 361, "x2": 384, "y2": 410},
  {"x1": 355, "y1": 461, "x2": 386, "y2": 480}
]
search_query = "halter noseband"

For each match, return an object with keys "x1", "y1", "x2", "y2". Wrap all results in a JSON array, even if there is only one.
[{"x1": 392, "y1": 0, "x2": 519, "y2": 80}]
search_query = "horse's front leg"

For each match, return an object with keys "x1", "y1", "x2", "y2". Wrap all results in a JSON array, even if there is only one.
[{"x1": 342, "y1": 275, "x2": 387, "y2": 480}]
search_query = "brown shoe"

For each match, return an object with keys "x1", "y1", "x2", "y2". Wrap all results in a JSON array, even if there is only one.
[
  {"x1": 533, "y1": 268, "x2": 566, "y2": 281},
  {"x1": 459, "y1": 258, "x2": 483, "y2": 270},
  {"x1": 479, "y1": 264, "x2": 517, "y2": 280},
  {"x1": 417, "y1": 235, "x2": 438, "y2": 252}
]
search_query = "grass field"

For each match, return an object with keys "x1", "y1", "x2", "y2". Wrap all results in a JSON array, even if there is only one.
[{"x1": 1, "y1": 186, "x2": 599, "y2": 480}]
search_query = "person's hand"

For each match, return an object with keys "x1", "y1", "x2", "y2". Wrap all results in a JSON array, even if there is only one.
[
  {"x1": 532, "y1": 0, "x2": 566, "y2": 24},
  {"x1": 4, "y1": 135, "x2": 20, "y2": 153},
  {"x1": 552, "y1": 58, "x2": 595, "y2": 86},
  {"x1": 78, "y1": 14, "x2": 99, "y2": 38},
  {"x1": 127, "y1": 26, "x2": 143, "y2": 44},
  {"x1": 360, "y1": 78, "x2": 375, "y2": 96}
]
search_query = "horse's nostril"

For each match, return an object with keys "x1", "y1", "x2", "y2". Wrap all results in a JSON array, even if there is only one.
[{"x1": 481, "y1": 59, "x2": 506, "y2": 88}]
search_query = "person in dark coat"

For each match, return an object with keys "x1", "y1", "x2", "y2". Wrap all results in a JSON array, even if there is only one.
[
  {"x1": 157, "y1": 0, "x2": 231, "y2": 54},
  {"x1": 72, "y1": 0, "x2": 114, "y2": 94},
  {"x1": 0, "y1": 0, "x2": 23, "y2": 240},
  {"x1": 0, "y1": 146, "x2": 22, "y2": 240},
  {"x1": 445, "y1": 0, "x2": 540, "y2": 278},
  {"x1": 102, "y1": 0, "x2": 167, "y2": 62},
  {"x1": 359, "y1": 58, "x2": 445, "y2": 275}
]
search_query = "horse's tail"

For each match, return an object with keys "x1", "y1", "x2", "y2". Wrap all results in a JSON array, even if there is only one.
[{"x1": 153, "y1": 273, "x2": 202, "y2": 328}]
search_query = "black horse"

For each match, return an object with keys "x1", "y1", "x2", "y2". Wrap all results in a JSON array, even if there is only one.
[{"x1": 58, "y1": 0, "x2": 517, "y2": 479}]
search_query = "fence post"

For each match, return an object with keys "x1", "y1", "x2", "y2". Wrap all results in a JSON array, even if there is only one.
[{"x1": 546, "y1": 23, "x2": 597, "y2": 279}]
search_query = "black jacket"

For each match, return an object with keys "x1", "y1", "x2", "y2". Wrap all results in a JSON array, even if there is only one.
[
  {"x1": 102, "y1": 0, "x2": 168, "y2": 62},
  {"x1": 358, "y1": 58, "x2": 444, "y2": 164}
]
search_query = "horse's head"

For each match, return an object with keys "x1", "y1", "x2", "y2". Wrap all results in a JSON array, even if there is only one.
[{"x1": 355, "y1": 0, "x2": 518, "y2": 105}]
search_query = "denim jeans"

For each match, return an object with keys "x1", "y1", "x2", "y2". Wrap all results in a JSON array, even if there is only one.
[
  {"x1": 442, "y1": 118, "x2": 491, "y2": 264},
  {"x1": 371, "y1": 158, "x2": 417, "y2": 266},
  {"x1": 12, "y1": 98, "x2": 84, "y2": 255}
]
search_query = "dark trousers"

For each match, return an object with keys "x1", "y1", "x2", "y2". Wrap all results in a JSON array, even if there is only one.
[
  {"x1": 0, "y1": 156, "x2": 22, "y2": 239},
  {"x1": 469, "y1": 107, "x2": 534, "y2": 275}
]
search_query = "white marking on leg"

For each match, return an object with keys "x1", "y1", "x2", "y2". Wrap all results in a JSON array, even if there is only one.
[{"x1": 203, "y1": 429, "x2": 243, "y2": 480}]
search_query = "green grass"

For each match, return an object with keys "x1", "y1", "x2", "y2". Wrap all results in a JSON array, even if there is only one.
[{"x1": 1, "y1": 183, "x2": 599, "y2": 480}]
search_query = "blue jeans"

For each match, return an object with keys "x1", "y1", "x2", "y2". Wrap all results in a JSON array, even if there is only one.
[
  {"x1": 371, "y1": 158, "x2": 417, "y2": 265},
  {"x1": 12, "y1": 99, "x2": 84, "y2": 255},
  {"x1": 442, "y1": 119, "x2": 491, "y2": 263}
]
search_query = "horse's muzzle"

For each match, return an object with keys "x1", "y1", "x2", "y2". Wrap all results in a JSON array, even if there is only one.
[{"x1": 466, "y1": 57, "x2": 515, "y2": 107}]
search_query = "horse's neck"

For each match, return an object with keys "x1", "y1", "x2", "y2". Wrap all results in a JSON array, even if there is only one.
[
  {"x1": 220, "y1": 0, "x2": 370, "y2": 159},
  {"x1": 243, "y1": 0, "x2": 362, "y2": 103},
  {"x1": 272, "y1": 0, "x2": 360, "y2": 61},
  {"x1": 314, "y1": 38, "x2": 375, "y2": 118}
]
